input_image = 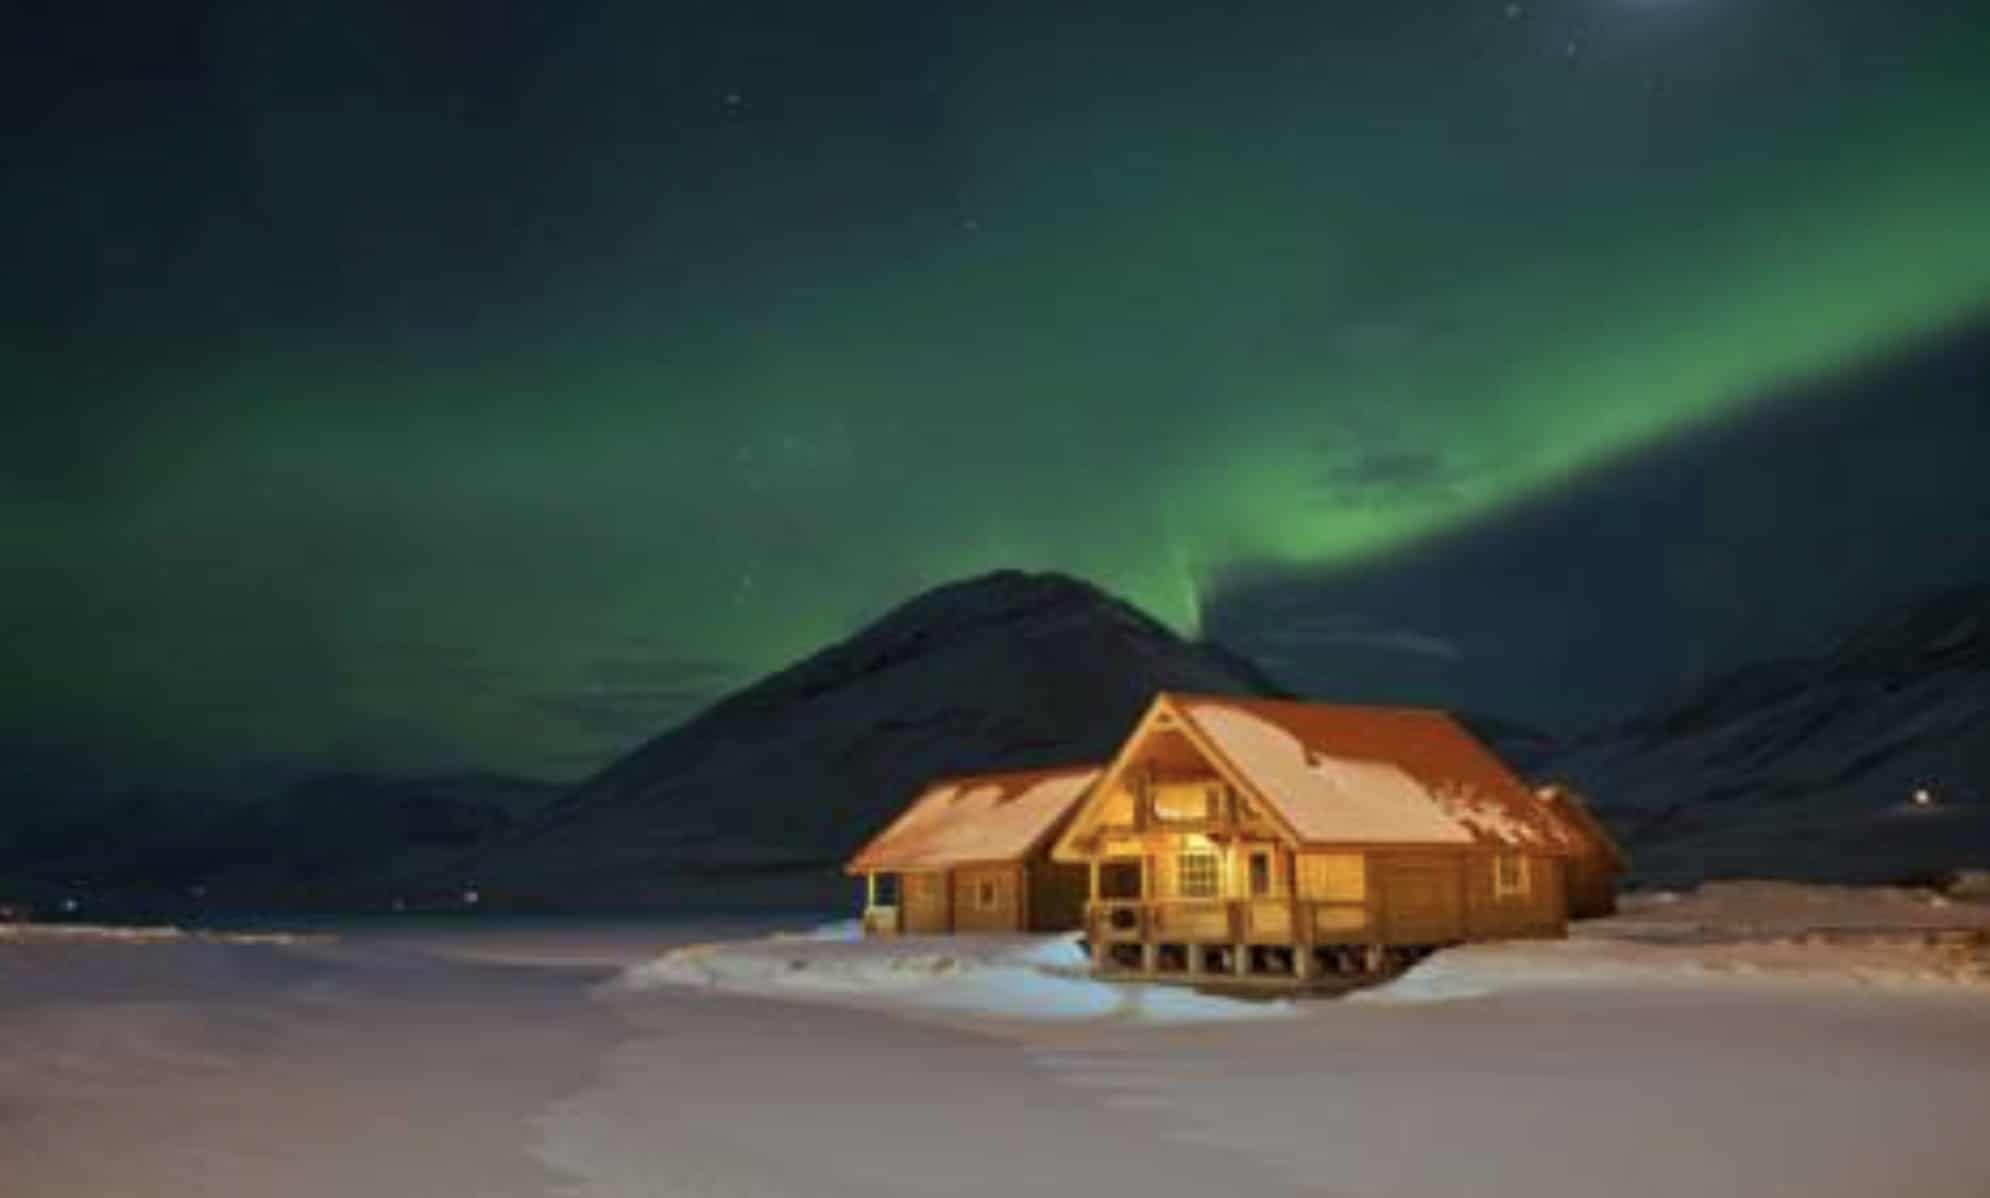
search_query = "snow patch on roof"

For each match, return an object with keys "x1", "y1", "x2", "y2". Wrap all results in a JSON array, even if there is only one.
[
  {"x1": 1429, "y1": 780, "x2": 1559, "y2": 848},
  {"x1": 848, "y1": 768, "x2": 1101, "y2": 870},
  {"x1": 1186, "y1": 703, "x2": 1473, "y2": 844}
]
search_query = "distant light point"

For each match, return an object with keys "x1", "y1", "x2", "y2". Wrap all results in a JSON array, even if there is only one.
[
  {"x1": 1504, "y1": 2, "x2": 1524, "y2": 19},
  {"x1": 1911, "y1": 787, "x2": 1935, "y2": 808}
]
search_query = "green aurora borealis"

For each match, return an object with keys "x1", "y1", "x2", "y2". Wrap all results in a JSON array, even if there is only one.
[{"x1": 5, "y1": 1, "x2": 1989, "y2": 780}]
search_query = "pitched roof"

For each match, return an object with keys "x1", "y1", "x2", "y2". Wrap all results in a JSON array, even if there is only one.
[
  {"x1": 1532, "y1": 783, "x2": 1628, "y2": 868},
  {"x1": 845, "y1": 765, "x2": 1102, "y2": 872},
  {"x1": 1168, "y1": 695, "x2": 1581, "y2": 853}
]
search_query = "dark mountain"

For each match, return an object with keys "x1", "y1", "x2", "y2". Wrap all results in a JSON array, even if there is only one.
[
  {"x1": 448, "y1": 570, "x2": 1290, "y2": 911},
  {"x1": 1203, "y1": 313, "x2": 1990, "y2": 735},
  {"x1": 19, "y1": 569, "x2": 1981, "y2": 916},
  {"x1": 1540, "y1": 583, "x2": 1990, "y2": 888},
  {"x1": 0, "y1": 771, "x2": 559, "y2": 918}
]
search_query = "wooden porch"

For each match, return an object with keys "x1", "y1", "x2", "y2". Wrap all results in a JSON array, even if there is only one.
[{"x1": 1081, "y1": 897, "x2": 1439, "y2": 986}]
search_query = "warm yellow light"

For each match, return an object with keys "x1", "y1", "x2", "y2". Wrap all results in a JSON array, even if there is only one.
[{"x1": 1912, "y1": 788, "x2": 1935, "y2": 808}]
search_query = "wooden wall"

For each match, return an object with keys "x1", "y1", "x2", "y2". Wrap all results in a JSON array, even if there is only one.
[
  {"x1": 1026, "y1": 860, "x2": 1088, "y2": 932},
  {"x1": 867, "y1": 860, "x2": 1089, "y2": 934},
  {"x1": 1371, "y1": 852, "x2": 1468, "y2": 944},
  {"x1": 951, "y1": 864, "x2": 1025, "y2": 933},
  {"x1": 901, "y1": 869, "x2": 952, "y2": 933},
  {"x1": 1565, "y1": 856, "x2": 1619, "y2": 920},
  {"x1": 1457, "y1": 851, "x2": 1565, "y2": 941},
  {"x1": 1301, "y1": 849, "x2": 1569, "y2": 946}
]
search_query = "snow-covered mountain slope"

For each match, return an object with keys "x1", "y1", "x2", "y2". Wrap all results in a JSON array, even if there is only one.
[
  {"x1": 1544, "y1": 584, "x2": 1990, "y2": 887},
  {"x1": 451, "y1": 571, "x2": 1288, "y2": 909}
]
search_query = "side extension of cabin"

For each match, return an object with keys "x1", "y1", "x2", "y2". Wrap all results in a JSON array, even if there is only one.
[
  {"x1": 859, "y1": 857, "x2": 1088, "y2": 936},
  {"x1": 846, "y1": 765, "x2": 1100, "y2": 936},
  {"x1": 1533, "y1": 782, "x2": 1628, "y2": 920}
]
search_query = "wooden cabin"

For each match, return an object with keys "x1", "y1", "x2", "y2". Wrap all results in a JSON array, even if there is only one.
[
  {"x1": 1531, "y1": 782, "x2": 1627, "y2": 919},
  {"x1": 845, "y1": 765, "x2": 1101, "y2": 935},
  {"x1": 1049, "y1": 693, "x2": 1595, "y2": 985}
]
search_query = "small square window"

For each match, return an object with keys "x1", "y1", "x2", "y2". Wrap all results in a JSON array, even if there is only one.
[
  {"x1": 975, "y1": 878, "x2": 1000, "y2": 910},
  {"x1": 871, "y1": 872, "x2": 899, "y2": 907},
  {"x1": 1494, "y1": 854, "x2": 1529, "y2": 900}
]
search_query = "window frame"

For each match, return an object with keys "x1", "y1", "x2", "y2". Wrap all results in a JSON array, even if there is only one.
[
  {"x1": 1099, "y1": 860, "x2": 1143, "y2": 900},
  {"x1": 1247, "y1": 850, "x2": 1273, "y2": 898},
  {"x1": 1493, "y1": 853, "x2": 1530, "y2": 900},
  {"x1": 974, "y1": 877, "x2": 1001, "y2": 911},
  {"x1": 1177, "y1": 851, "x2": 1221, "y2": 899},
  {"x1": 870, "y1": 871, "x2": 900, "y2": 908}
]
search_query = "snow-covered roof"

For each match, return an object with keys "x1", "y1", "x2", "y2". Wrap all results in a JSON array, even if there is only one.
[
  {"x1": 1173, "y1": 697, "x2": 1580, "y2": 853},
  {"x1": 847, "y1": 766, "x2": 1102, "y2": 872}
]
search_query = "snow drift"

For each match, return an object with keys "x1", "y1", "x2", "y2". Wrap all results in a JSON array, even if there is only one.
[{"x1": 616, "y1": 928, "x2": 1300, "y2": 1023}]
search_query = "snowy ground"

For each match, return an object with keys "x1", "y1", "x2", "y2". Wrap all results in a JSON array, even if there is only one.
[
  {"x1": 618, "y1": 920, "x2": 1304, "y2": 1024},
  {"x1": 3, "y1": 884, "x2": 1987, "y2": 1197},
  {"x1": 621, "y1": 880, "x2": 1990, "y2": 1017}
]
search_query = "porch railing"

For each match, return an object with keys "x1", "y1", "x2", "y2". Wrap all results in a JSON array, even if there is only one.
[{"x1": 1085, "y1": 898, "x2": 1371, "y2": 944}]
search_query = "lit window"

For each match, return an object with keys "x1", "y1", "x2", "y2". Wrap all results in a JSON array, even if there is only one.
[
  {"x1": 1154, "y1": 784, "x2": 1216, "y2": 822},
  {"x1": 976, "y1": 878, "x2": 1000, "y2": 910},
  {"x1": 1178, "y1": 852, "x2": 1220, "y2": 898},
  {"x1": 1494, "y1": 854, "x2": 1530, "y2": 899},
  {"x1": 1298, "y1": 853, "x2": 1365, "y2": 901}
]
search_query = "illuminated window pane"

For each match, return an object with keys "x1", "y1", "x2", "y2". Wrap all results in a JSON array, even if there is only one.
[
  {"x1": 1494, "y1": 854, "x2": 1530, "y2": 899},
  {"x1": 1178, "y1": 852, "x2": 1220, "y2": 898},
  {"x1": 1297, "y1": 854, "x2": 1365, "y2": 901}
]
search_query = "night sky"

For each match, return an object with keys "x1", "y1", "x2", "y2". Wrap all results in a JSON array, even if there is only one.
[{"x1": 6, "y1": 1, "x2": 1989, "y2": 786}]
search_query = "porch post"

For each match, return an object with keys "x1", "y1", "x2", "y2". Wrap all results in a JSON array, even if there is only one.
[{"x1": 1294, "y1": 916, "x2": 1318, "y2": 981}]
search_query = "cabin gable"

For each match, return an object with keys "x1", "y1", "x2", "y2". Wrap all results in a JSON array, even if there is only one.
[{"x1": 1050, "y1": 695, "x2": 1303, "y2": 865}]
